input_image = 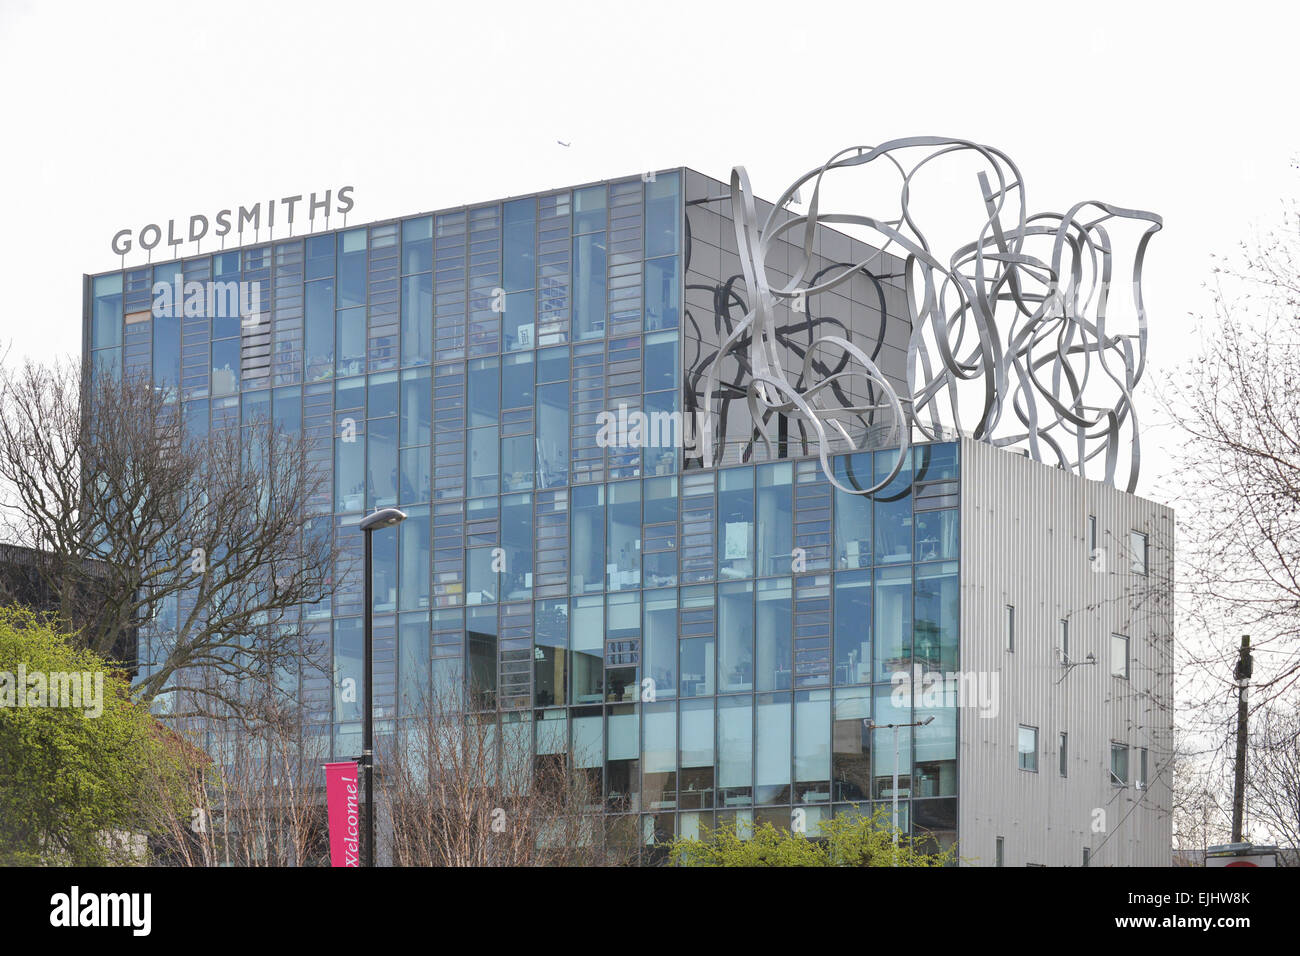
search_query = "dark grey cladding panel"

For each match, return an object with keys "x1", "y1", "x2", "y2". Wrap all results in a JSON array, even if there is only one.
[{"x1": 682, "y1": 169, "x2": 912, "y2": 470}]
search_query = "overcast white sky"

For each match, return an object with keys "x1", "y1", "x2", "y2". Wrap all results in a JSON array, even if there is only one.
[{"x1": 0, "y1": 0, "x2": 1296, "y2": 505}]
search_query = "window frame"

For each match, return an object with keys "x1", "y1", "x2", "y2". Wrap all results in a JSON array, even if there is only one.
[
  {"x1": 1130, "y1": 529, "x2": 1149, "y2": 575},
  {"x1": 1110, "y1": 633, "x2": 1130, "y2": 680},
  {"x1": 1110, "y1": 742, "x2": 1129, "y2": 788},
  {"x1": 1017, "y1": 724, "x2": 1038, "y2": 773}
]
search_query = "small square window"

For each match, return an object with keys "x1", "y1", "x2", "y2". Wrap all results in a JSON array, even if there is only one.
[
  {"x1": 1110, "y1": 743, "x2": 1129, "y2": 787},
  {"x1": 1130, "y1": 530, "x2": 1148, "y2": 575},
  {"x1": 1110, "y1": 633, "x2": 1130, "y2": 679},
  {"x1": 1017, "y1": 725, "x2": 1038, "y2": 772}
]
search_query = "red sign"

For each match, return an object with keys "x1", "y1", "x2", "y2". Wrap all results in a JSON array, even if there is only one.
[{"x1": 325, "y1": 761, "x2": 361, "y2": 867}]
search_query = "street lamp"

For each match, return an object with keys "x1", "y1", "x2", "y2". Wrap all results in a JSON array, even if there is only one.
[
  {"x1": 358, "y1": 507, "x2": 406, "y2": 867},
  {"x1": 864, "y1": 715, "x2": 935, "y2": 844}
]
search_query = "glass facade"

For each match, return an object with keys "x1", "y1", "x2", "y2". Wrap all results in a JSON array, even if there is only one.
[{"x1": 85, "y1": 168, "x2": 960, "y2": 858}]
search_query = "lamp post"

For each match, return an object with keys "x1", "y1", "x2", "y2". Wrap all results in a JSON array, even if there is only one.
[
  {"x1": 864, "y1": 715, "x2": 935, "y2": 843},
  {"x1": 358, "y1": 507, "x2": 406, "y2": 867}
]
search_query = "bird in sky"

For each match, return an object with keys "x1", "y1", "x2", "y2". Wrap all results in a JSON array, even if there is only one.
[{"x1": 557, "y1": 140, "x2": 571, "y2": 147}]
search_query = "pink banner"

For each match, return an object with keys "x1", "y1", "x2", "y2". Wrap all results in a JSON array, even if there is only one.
[{"x1": 324, "y1": 761, "x2": 361, "y2": 867}]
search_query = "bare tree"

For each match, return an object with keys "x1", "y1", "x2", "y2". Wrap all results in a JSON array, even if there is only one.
[
  {"x1": 1170, "y1": 740, "x2": 1233, "y2": 864},
  {"x1": 143, "y1": 694, "x2": 330, "y2": 867},
  {"x1": 1162, "y1": 200, "x2": 1300, "y2": 712},
  {"x1": 0, "y1": 357, "x2": 338, "y2": 720},
  {"x1": 380, "y1": 681, "x2": 635, "y2": 866},
  {"x1": 1245, "y1": 702, "x2": 1300, "y2": 860}
]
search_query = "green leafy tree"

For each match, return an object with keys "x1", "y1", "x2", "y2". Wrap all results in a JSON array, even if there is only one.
[
  {"x1": 0, "y1": 606, "x2": 189, "y2": 864},
  {"x1": 667, "y1": 806, "x2": 957, "y2": 867}
]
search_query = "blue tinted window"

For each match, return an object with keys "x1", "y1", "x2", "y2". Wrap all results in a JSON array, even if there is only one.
[
  {"x1": 399, "y1": 446, "x2": 431, "y2": 504},
  {"x1": 335, "y1": 428, "x2": 365, "y2": 512},
  {"x1": 916, "y1": 441, "x2": 958, "y2": 481},
  {"x1": 273, "y1": 386, "x2": 301, "y2": 434},
  {"x1": 333, "y1": 618, "x2": 363, "y2": 721},
  {"x1": 570, "y1": 484, "x2": 605, "y2": 594},
  {"x1": 368, "y1": 371, "x2": 398, "y2": 418},
  {"x1": 306, "y1": 234, "x2": 335, "y2": 281},
  {"x1": 468, "y1": 427, "x2": 498, "y2": 497},
  {"x1": 573, "y1": 233, "x2": 606, "y2": 340},
  {"x1": 536, "y1": 382, "x2": 568, "y2": 489},
  {"x1": 501, "y1": 352, "x2": 534, "y2": 409},
  {"x1": 719, "y1": 581, "x2": 753, "y2": 693},
  {"x1": 211, "y1": 338, "x2": 240, "y2": 397},
  {"x1": 874, "y1": 565, "x2": 912, "y2": 681},
  {"x1": 915, "y1": 508, "x2": 958, "y2": 562},
  {"x1": 398, "y1": 612, "x2": 430, "y2": 713},
  {"x1": 573, "y1": 185, "x2": 607, "y2": 235},
  {"x1": 401, "y1": 272, "x2": 433, "y2": 366},
  {"x1": 718, "y1": 693, "x2": 753, "y2": 800},
  {"x1": 368, "y1": 417, "x2": 398, "y2": 509},
  {"x1": 92, "y1": 274, "x2": 123, "y2": 349},
  {"x1": 399, "y1": 505, "x2": 431, "y2": 612},
  {"x1": 537, "y1": 345, "x2": 569, "y2": 383},
  {"x1": 399, "y1": 367, "x2": 431, "y2": 445},
  {"x1": 755, "y1": 692, "x2": 792, "y2": 804},
  {"x1": 644, "y1": 255, "x2": 679, "y2": 330},
  {"x1": 305, "y1": 279, "x2": 334, "y2": 381},
  {"x1": 607, "y1": 480, "x2": 641, "y2": 591},
  {"x1": 336, "y1": 306, "x2": 366, "y2": 376},
  {"x1": 184, "y1": 399, "x2": 209, "y2": 442},
  {"x1": 646, "y1": 171, "x2": 680, "y2": 258},
  {"x1": 242, "y1": 389, "x2": 270, "y2": 425},
  {"x1": 644, "y1": 330, "x2": 678, "y2": 391},
  {"x1": 153, "y1": 314, "x2": 181, "y2": 398},
  {"x1": 914, "y1": 561, "x2": 958, "y2": 671},
  {"x1": 503, "y1": 199, "x2": 536, "y2": 292},
  {"x1": 833, "y1": 570, "x2": 871, "y2": 684},
  {"x1": 214, "y1": 251, "x2": 240, "y2": 278},
  {"x1": 718, "y1": 467, "x2": 754, "y2": 579},
  {"x1": 834, "y1": 453, "x2": 873, "y2": 568},
  {"x1": 874, "y1": 450, "x2": 913, "y2": 564},
  {"x1": 757, "y1": 462, "x2": 793, "y2": 577},
  {"x1": 756, "y1": 579, "x2": 792, "y2": 692},
  {"x1": 504, "y1": 290, "x2": 535, "y2": 351},
  {"x1": 401, "y1": 217, "x2": 433, "y2": 275},
  {"x1": 337, "y1": 229, "x2": 366, "y2": 308},
  {"x1": 501, "y1": 435, "x2": 534, "y2": 493},
  {"x1": 468, "y1": 357, "x2": 500, "y2": 427},
  {"x1": 501, "y1": 494, "x2": 533, "y2": 601}
]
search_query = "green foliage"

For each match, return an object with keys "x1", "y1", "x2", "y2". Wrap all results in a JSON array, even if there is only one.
[
  {"x1": 0, "y1": 606, "x2": 187, "y2": 864},
  {"x1": 667, "y1": 806, "x2": 958, "y2": 867}
]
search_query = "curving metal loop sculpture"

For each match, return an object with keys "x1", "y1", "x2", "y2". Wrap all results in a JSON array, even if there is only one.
[{"x1": 698, "y1": 137, "x2": 1161, "y2": 494}]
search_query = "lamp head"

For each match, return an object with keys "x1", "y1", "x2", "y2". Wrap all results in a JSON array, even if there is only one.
[{"x1": 360, "y1": 507, "x2": 407, "y2": 532}]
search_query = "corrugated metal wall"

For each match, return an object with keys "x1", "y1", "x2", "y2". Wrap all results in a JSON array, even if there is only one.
[{"x1": 958, "y1": 439, "x2": 1174, "y2": 866}]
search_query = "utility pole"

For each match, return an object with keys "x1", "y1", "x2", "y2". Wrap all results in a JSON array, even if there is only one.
[{"x1": 1231, "y1": 634, "x2": 1252, "y2": 843}]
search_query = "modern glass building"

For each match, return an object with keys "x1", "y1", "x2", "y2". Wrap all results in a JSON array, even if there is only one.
[{"x1": 84, "y1": 169, "x2": 1173, "y2": 865}]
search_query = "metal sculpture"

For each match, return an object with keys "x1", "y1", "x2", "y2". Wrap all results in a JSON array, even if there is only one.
[{"x1": 698, "y1": 137, "x2": 1160, "y2": 493}]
